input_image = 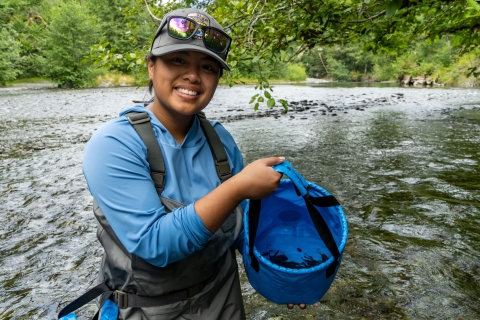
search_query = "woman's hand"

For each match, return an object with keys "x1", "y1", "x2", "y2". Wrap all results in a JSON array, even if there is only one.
[
  {"x1": 287, "y1": 302, "x2": 319, "y2": 310},
  {"x1": 194, "y1": 156, "x2": 284, "y2": 232},
  {"x1": 233, "y1": 157, "x2": 284, "y2": 200}
]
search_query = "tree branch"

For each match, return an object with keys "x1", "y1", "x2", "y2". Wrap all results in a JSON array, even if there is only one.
[
  {"x1": 347, "y1": 10, "x2": 386, "y2": 24},
  {"x1": 143, "y1": 0, "x2": 162, "y2": 22}
]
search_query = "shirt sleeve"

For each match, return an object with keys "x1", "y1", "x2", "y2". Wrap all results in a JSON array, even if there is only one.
[{"x1": 83, "y1": 121, "x2": 213, "y2": 267}]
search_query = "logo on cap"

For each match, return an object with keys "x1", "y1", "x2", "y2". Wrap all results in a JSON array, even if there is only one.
[{"x1": 187, "y1": 13, "x2": 210, "y2": 39}]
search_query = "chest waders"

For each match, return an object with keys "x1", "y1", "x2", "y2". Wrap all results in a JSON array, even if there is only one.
[{"x1": 58, "y1": 112, "x2": 243, "y2": 320}]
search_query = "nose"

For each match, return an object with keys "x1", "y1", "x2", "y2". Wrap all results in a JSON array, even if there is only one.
[{"x1": 182, "y1": 65, "x2": 201, "y2": 83}]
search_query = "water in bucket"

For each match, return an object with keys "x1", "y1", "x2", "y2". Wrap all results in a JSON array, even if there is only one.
[{"x1": 254, "y1": 210, "x2": 330, "y2": 269}]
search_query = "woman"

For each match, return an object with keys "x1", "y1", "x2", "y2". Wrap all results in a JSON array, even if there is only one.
[
  {"x1": 80, "y1": 7, "x2": 284, "y2": 320},
  {"x1": 59, "y1": 8, "x2": 314, "y2": 320}
]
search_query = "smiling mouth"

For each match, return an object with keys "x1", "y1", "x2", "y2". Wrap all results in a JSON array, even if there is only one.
[{"x1": 176, "y1": 88, "x2": 199, "y2": 96}]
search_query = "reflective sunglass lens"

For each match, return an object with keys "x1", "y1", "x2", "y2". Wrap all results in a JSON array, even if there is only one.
[
  {"x1": 168, "y1": 18, "x2": 195, "y2": 38},
  {"x1": 204, "y1": 29, "x2": 230, "y2": 53}
]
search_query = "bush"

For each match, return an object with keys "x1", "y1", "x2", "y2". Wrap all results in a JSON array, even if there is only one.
[
  {"x1": 438, "y1": 49, "x2": 480, "y2": 86},
  {"x1": 286, "y1": 63, "x2": 307, "y2": 81},
  {"x1": 373, "y1": 56, "x2": 398, "y2": 81},
  {"x1": 44, "y1": 1, "x2": 102, "y2": 87},
  {"x1": 326, "y1": 57, "x2": 350, "y2": 81},
  {"x1": 0, "y1": 27, "x2": 21, "y2": 85},
  {"x1": 18, "y1": 54, "x2": 47, "y2": 78}
]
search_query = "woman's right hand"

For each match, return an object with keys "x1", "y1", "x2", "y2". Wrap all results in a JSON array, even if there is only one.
[
  {"x1": 233, "y1": 157, "x2": 284, "y2": 200},
  {"x1": 195, "y1": 157, "x2": 284, "y2": 232}
]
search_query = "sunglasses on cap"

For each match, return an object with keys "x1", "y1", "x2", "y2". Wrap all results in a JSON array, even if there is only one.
[{"x1": 156, "y1": 16, "x2": 232, "y2": 54}]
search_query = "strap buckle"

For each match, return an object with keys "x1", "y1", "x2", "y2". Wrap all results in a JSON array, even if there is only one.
[
  {"x1": 215, "y1": 160, "x2": 231, "y2": 179},
  {"x1": 127, "y1": 113, "x2": 151, "y2": 125},
  {"x1": 151, "y1": 172, "x2": 166, "y2": 190},
  {"x1": 114, "y1": 290, "x2": 128, "y2": 309}
]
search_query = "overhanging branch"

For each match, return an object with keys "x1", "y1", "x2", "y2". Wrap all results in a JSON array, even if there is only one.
[{"x1": 348, "y1": 10, "x2": 386, "y2": 24}]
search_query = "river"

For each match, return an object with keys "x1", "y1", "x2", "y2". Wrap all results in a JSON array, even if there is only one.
[{"x1": 1, "y1": 84, "x2": 479, "y2": 319}]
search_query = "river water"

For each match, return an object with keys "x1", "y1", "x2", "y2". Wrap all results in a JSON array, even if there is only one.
[{"x1": 1, "y1": 84, "x2": 479, "y2": 319}]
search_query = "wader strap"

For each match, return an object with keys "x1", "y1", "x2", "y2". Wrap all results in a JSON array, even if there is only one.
[
  {"x1": 58, "y1": 277, "x2": 212, "y2": 319},
  {"x1": 197, "y1": 112, "x2": 232, "y2": 182},
  {"x1": 58, "y1": 282, "x2": 111, "y2": 320},
  {"x1": 125, "y1": 112, "x2": 232, "y2": 187},
  {"x1": 112, "y1": 279, "x2": 205, "y2": 309},
  {"x1": 248, "y1": 194, "x2": 341, "y2": 278},
  {"x1": 125, "y1": 112, "x2": 166, "y2": 193}
]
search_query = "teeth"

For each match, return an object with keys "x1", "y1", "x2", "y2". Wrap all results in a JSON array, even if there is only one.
[{"x1": 177, "y1": 88, "x2": 199, "y2": 96}]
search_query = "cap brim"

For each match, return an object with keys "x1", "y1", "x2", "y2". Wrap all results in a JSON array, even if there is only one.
[{"x1": 151, "y1": 43, "x2": 230, "y2": 71}]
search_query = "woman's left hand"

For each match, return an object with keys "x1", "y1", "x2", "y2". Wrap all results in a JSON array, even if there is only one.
[{"x1": 286, "y1": 302, "x2": 319, "y2": 309}]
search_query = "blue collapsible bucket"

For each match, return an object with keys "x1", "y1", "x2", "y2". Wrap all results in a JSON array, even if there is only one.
[{"x1": 243, "y1": 161, "x2": 348, "y2": 304}]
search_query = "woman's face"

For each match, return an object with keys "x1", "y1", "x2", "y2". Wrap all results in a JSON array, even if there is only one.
[{"x1": 148, "y1": 50, "x2": 221, "y2": 118}]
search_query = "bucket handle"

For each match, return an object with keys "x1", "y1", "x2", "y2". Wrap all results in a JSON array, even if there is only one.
[
  {"x1": 272, "y1": 160, "x2": 310, "y2": 197},
  {"x1": 248, "y1": 160, "x2": 341, "y2": 278}
]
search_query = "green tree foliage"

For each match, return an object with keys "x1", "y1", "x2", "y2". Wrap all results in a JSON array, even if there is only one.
[
  {"x1": 1, "y1": 0, "x2": 479, "y2": 91},
  {"x1": 45, "y1": 1, "x2": 102, "y2": 87},
  {"x1": 300, "y1": 45, "x2": 376, "y2": 80},
  {"x1": 372, "y1": 55, "x2": 398, "y2": 81},
  {"x1": 85, "y1": 0, "x2": 153, "y2": 74},
  {"x1": 286, "y1": 64, "x2": 307, "y2": 81},
  {"x1": 1, "y1": 0, "x2": 49, "y2": 79},
  {"x1": 325, "y1": 56, "x2": 350, "y2": 81},
  {"x1": 185, "y1": 0, "x2": 480, "y2": 106},
  {"x1": 0, "y1": 27, "x2": 21, "y2": 85}
]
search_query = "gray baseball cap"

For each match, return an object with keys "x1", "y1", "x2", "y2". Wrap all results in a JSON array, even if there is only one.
[{"x1": 150, "y1": 8, "x2": 231, "y2": 71}]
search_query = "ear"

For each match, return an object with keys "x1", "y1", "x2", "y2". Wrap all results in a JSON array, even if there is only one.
[{"x1": 147, "y1": 59, "x2": 155, "y2": 80}]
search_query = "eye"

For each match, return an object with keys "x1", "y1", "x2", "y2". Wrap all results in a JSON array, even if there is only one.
[
  {"x1": 202, "y1": 64, "x2": 218, "y2": 73},
  {"x1": 171, "y1": 57, "x2": 185, "y2": 64}
]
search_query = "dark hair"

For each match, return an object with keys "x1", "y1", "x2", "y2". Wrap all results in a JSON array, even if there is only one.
[
  {"x1": 146, "y1": 53, "x2": 223, "y2": 95},
  {"x1": 146, "y1": 54, "x2": 157, "y2": 95}
]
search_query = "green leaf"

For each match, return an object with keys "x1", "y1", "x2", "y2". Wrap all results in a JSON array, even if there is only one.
[
  {"x1": 467, "y1": 0, "x2": 480, "y2": 11},
  {"x1": 279, "y1": 99, "x2": 289, "y2": 111},
  {"x1": 258, "y1": 96, "x2": 265, "y2": 103},
  {"x1": 252, "y1": 55, "x2": 261, "y2": 63},
  {"x1": 267, "y1": 98, "x2": 275, "y2": 108},
  {"x1": 264, "y1": 91, "x2": 271, "y2": 99},
  {"x1": 254, "y1": 103, "x2": 259, "y2": 111},
  {"x1": 392, "y1": 0, "x2": 402, "y2": 8},
  {"x1": 130, "y1": 53, "x2": 136, "y2": 59},
  {"x1": 364, "y1": 0, "x2": 371, "y2": 3},
  {"x1": 386, "y1": 1, "x2": 398, "y2": 17}
]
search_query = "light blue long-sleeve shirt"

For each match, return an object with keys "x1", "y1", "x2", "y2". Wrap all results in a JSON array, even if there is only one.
[{"x1": 82, "y1": 105, "x2": 245, "y2": 267}]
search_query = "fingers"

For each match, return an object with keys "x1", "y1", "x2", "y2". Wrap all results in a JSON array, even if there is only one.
[
  {"x1": 286, "y1": 303, "x2": 315, "y2": 309},
  {"x1": 261, "y1": 156, "x2": 285, "y2": 167}
]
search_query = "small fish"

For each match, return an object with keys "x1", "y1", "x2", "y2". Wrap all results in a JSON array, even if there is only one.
[
  {"x1": 301, "y1": 254, "x2": 322, "y2": 268},
  {"x1": 297, "y1": 248, "x2": 302, "y2": 252}
]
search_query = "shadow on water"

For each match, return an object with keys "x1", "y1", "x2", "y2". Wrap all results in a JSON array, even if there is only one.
[{"x1": 1, "y1": 85, "x2": 479, "y2": 319}]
